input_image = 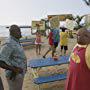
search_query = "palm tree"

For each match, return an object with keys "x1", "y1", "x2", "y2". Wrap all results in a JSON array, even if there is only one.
[{"x1": 83, "y1": 0, "x2": 90, "y2": 6}]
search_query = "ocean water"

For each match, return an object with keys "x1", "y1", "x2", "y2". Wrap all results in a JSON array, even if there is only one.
[{"x1": 0, "y1": 26, "x2": 32, "y2": 37}]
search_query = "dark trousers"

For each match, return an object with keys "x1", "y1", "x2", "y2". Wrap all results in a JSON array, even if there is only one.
[{"x1": 0, "y1": 77, "x2": 4, "y2": 90}]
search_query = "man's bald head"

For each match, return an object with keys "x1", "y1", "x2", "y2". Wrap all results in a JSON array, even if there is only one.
[
  {"x1": 77, "y1": 27, "x2": 90, "y2": 45},
  {"x1": 9, "y1": 25, "x2": 22, "y2": 39},
  {"x1": 9, "y1": 25, "x2": 20, "y2": 32}
]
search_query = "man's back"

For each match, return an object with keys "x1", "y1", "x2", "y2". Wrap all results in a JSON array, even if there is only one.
[{"x1": 52, "y1": 29, "x2": 60, "y2": 43}]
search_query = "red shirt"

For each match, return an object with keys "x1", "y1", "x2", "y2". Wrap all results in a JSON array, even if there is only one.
[
  {"x1": 65, "y1": 46, "x2": 90, "y2": 90},
  {"x1": 48, "y1": 31, "x2": 53, "y2": 46}
]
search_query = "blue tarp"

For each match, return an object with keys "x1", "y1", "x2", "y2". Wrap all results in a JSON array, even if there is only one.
[
  {"x1": 27, "y1": 55, "x2": 70, "y2": 68},
  {"x1": 34, "y1": 73, "x2": 67, "y2": 84}
]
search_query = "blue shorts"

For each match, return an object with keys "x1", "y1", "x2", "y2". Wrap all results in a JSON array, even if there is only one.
[{"x1": 54, "y1": 42, "x2": 59, "y2": 48}]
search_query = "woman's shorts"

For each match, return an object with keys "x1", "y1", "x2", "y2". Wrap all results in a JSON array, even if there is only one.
[
  {"x1": 61, "y1": 46, "x2": 68, "y2": 50},
  {"x1": 35, "y1": 41, "x2": 42, "y2": 45}
]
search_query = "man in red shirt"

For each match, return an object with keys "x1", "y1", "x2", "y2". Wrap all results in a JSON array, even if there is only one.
[
  {"x1": 65, "y1": 27, "x2": 90, "y2": 90},
  {"x1": 43, "y1": 29, "x2": 55, "y2": 58}
]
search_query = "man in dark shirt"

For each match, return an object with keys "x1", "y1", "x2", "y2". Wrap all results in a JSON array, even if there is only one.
[{"x1": 0, "y1": 24, "x2": 26, "y2": 90}]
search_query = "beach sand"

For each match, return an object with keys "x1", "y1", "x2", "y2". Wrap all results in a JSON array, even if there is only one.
[{"x1": 0, "y1": 35, "x2": 77, "y2": 90}]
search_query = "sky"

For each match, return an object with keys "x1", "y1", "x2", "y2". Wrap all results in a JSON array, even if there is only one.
[{"x1": 0, "y1": 0, "x2": 90, "y2": 25}]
